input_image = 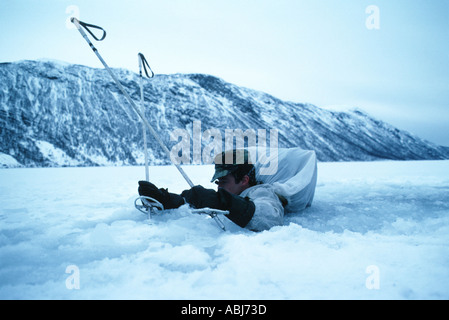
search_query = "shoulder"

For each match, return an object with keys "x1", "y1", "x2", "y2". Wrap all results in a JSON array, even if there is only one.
[
  {"x1": 244, "y1": 184, "x2": 285, "y2": 231},
  {"x1": 241, "y1": 184, "x2": 279, "y2": 199}
]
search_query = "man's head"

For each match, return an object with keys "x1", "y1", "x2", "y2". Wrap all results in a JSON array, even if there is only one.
[{"x1": 211, "y1": 149, "x2": 257, "y2": 195}]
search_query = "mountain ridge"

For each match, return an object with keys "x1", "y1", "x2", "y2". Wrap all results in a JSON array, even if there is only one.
[{"x1": 1, "y1": 60, "x2": 448, "y2": 168}]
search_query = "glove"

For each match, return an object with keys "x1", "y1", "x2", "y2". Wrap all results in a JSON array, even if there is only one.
[
  {"x1": 181, "y1": 186, "x2": 255, "y2": 228},
  {"x1": 138, "y1": 181, "x2": 185, "y2": 209}
]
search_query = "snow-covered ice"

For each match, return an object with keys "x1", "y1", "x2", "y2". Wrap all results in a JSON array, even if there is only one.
[{"x1": 0, "y1": 160, "x2": 448, "y2": 299}]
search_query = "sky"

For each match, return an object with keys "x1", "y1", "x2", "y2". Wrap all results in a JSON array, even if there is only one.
[{"x1": 1, "y1": 0, "x2": 448, "y2": 146}]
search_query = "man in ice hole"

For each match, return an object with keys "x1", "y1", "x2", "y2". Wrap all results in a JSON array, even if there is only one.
[{"x1": 138, "y1": 149, "x2": 284, "y2": 231}]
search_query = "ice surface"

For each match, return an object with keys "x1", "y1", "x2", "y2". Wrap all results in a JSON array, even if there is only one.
[{"x1": 0, "y1": 160, "x2": 448, "y2": 299}]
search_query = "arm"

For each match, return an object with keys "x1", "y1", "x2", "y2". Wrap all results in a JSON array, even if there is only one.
[
  {"x1": 138, "y1": 181, "x2": 255, "y2": 228},
  {"x1": 181, "y1": 186, "x2": 255, "y2": 228}
]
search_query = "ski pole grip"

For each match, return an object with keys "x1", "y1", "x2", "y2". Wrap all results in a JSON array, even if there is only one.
[{"x1": 71, "y1": 17, "x2": 81, "y2": 29}]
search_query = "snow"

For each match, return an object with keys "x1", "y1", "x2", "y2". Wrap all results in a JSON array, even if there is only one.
[
  {"x1": 0, "y1": 160, "x2": 448, "y2": 299},
  {"x1": 0, "y1": 153, "x2": 21, "y2": 168},
  {"x1": 35, "y1": 140, "x2": 82, "y2": 167}
]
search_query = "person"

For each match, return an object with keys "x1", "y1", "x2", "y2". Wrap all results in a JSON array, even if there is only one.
[{"x1": 137, "y1": 149, "x2": 284, "y2": 231}]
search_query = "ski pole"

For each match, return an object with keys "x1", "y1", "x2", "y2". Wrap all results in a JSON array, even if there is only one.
[
  {"x1": 71, "y1": 18, "x2": 226, "y2": 230},
  {"x1": 138, "y1": 53, "x2": 154, "y2": 182},
  {"x1": 71, "y1": 18, "x2": 194, "y2": 188}
]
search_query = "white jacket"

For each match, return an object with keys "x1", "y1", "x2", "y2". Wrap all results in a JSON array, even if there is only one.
[{"x1": 240, "y1": 184, "x2": 284, "y2": 232}]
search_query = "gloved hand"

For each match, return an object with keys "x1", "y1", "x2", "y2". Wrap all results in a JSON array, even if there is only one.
[
  {"x1": 181, "y1": 186, "x2": 255, "y2": 228},
  {"x1": 138, "y1": 181, "x2": 185, "y2": 209}
]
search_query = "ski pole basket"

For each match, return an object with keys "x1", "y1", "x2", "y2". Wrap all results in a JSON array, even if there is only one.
[{"x1": 134, "y1": 196, "x2": 164, "y2": 217}]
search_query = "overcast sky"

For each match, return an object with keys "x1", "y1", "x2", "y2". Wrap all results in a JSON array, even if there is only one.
[{"x1": 1, "y1": 0, "x2": 448, "y2": 146}]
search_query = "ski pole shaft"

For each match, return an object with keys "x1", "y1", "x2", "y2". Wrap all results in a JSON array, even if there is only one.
[
  {"x1": 139, "y1": 55, "x2": 150, "y2": 182},
  {"x1": 71, "y1": 18, "x2": 194, "y2": 188}
]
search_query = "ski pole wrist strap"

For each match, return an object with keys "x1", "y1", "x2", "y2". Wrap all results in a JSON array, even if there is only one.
[
  {"x1": 138, "y1": 53, "x2": 154, "y2": 78},
  {"x1": 71, "y1": 18, "x2": 106, "y2": 41}
]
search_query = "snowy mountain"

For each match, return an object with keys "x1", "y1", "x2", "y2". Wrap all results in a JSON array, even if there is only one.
[{"x1": 1, "y1": 60, "x2": 448, "y2": 168}]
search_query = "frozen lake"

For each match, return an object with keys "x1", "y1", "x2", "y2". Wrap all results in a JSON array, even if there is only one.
[{"x1": 1, "y1": 160, "x2": 448, "y2": 299}]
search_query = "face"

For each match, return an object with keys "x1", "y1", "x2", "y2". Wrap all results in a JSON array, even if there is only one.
[{"x1": 215, "y1": 173, "x2": 249, "y2": 195}]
